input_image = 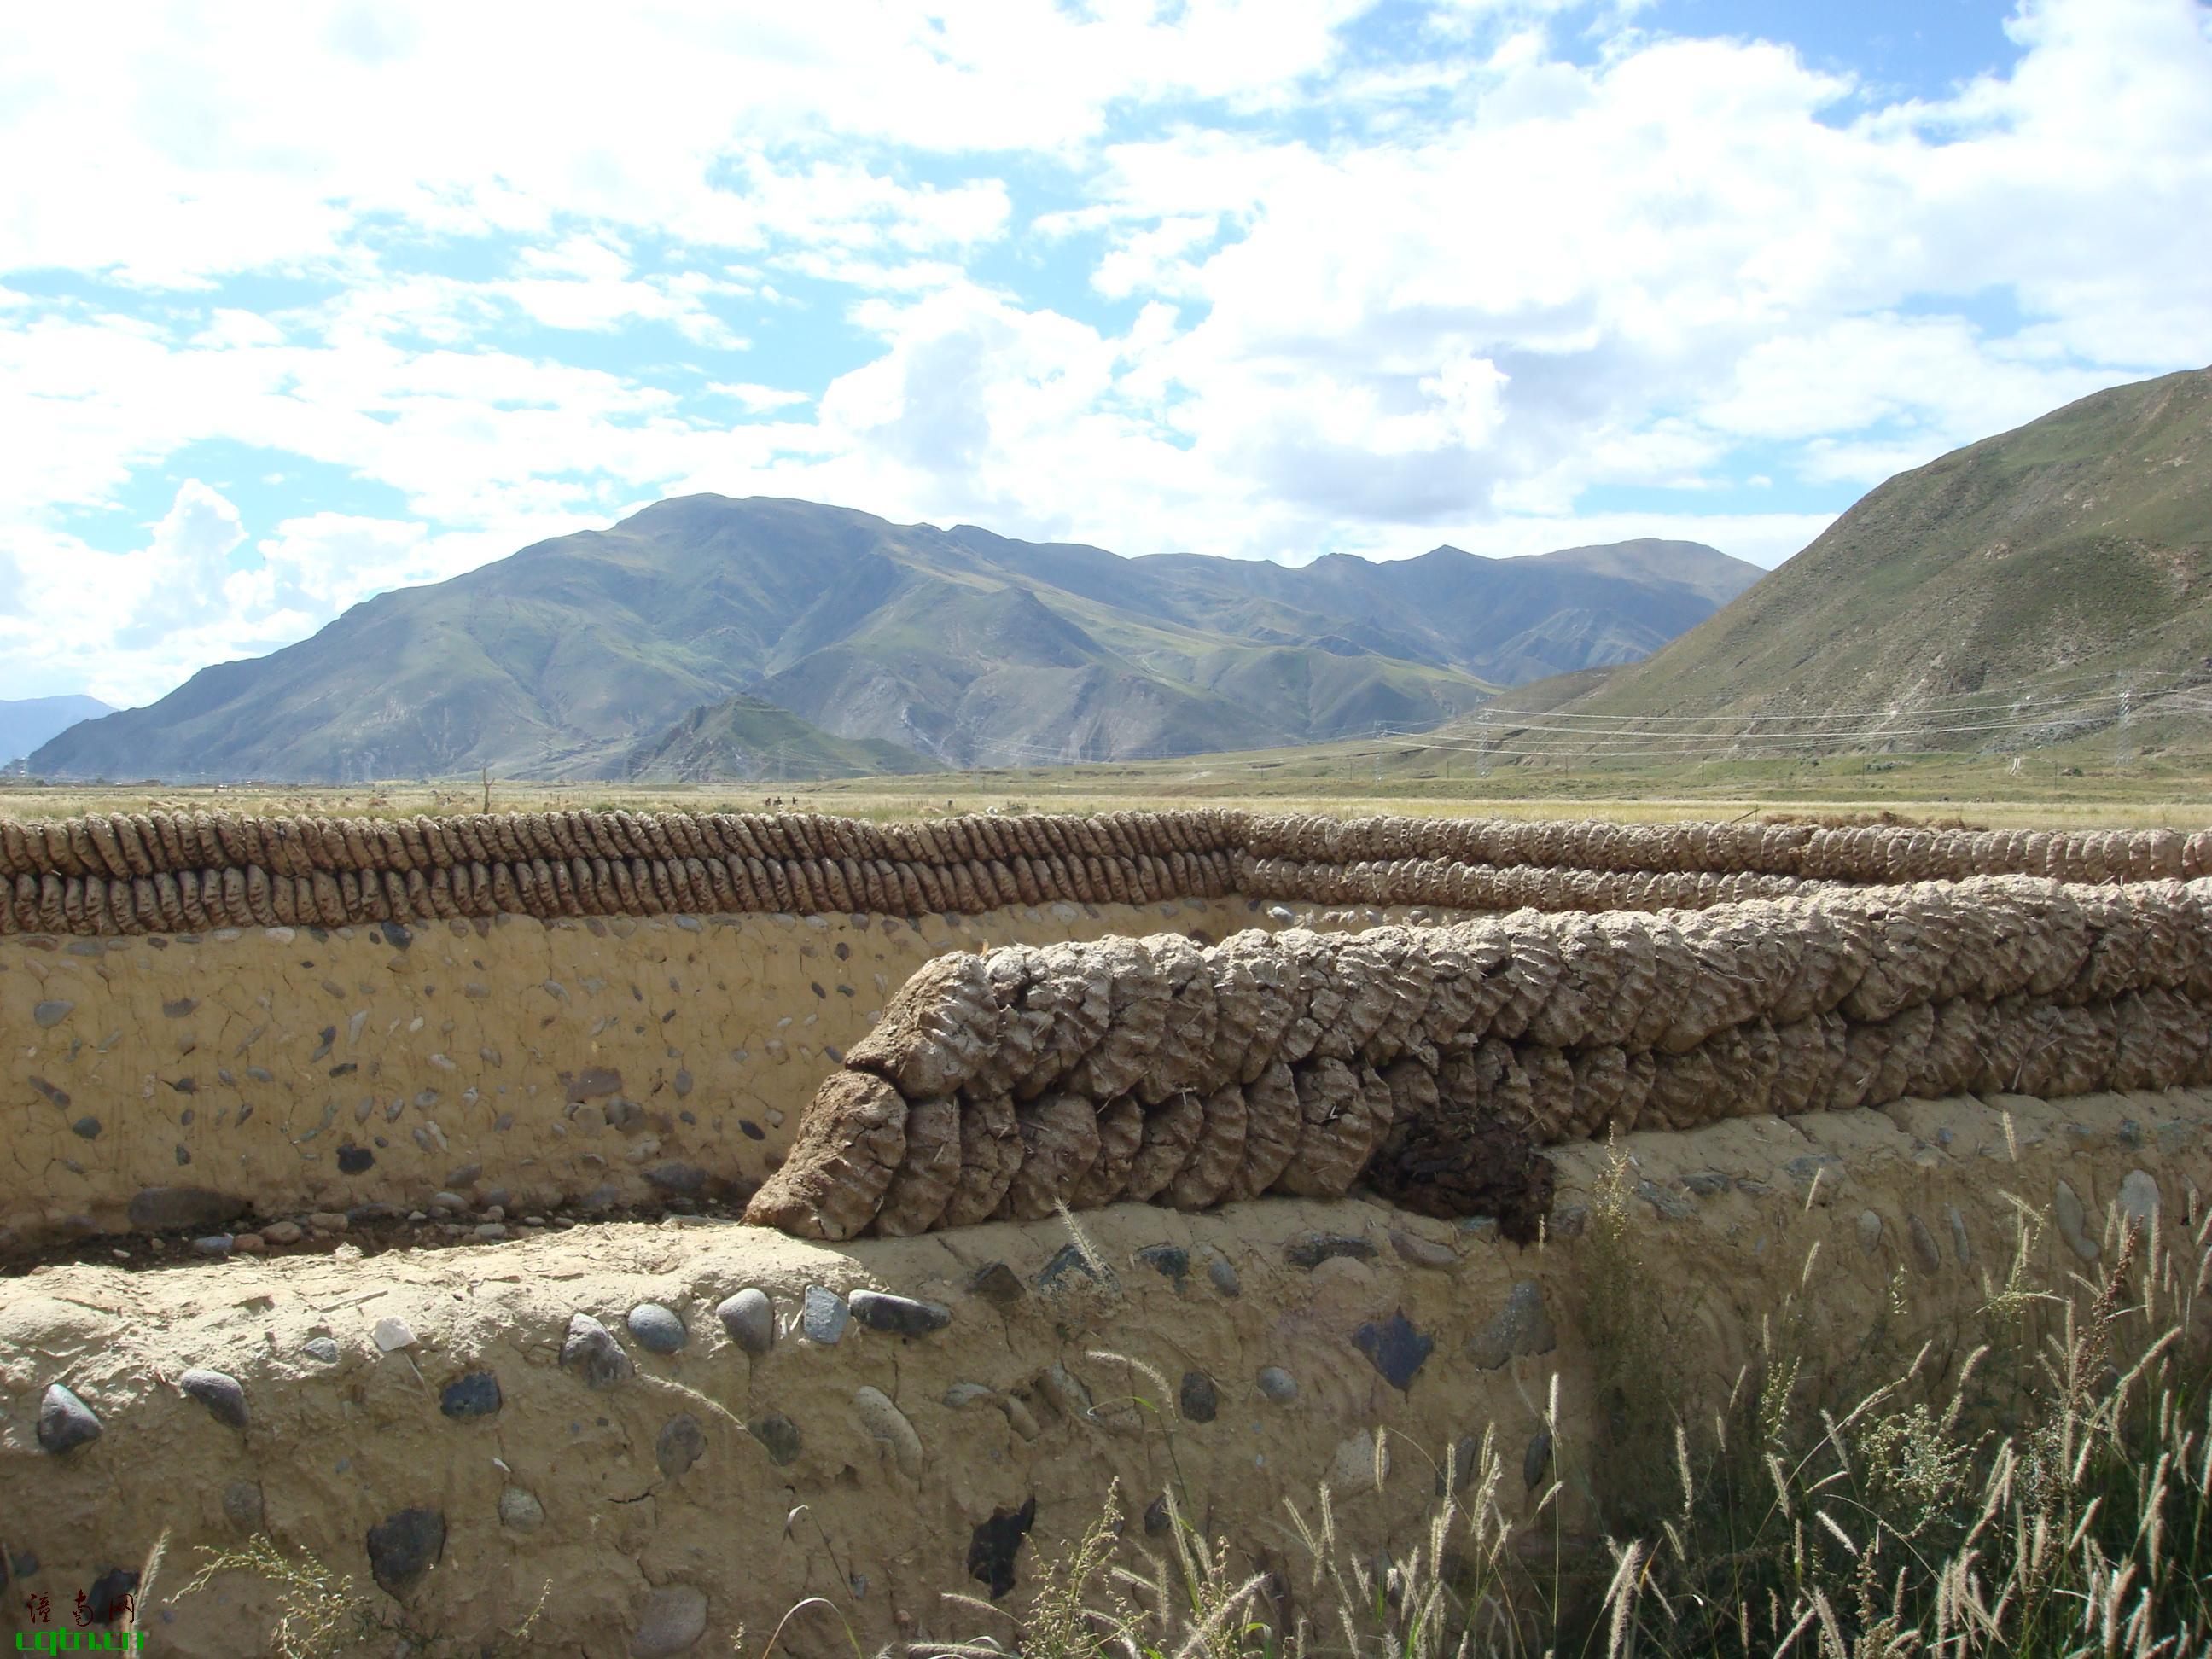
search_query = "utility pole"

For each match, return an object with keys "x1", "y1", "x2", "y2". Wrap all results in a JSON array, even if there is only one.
[
  {"x1": 2117, "y1": 673, "x2": 2133, "y2": 770},
  {"x1": 1372, "y1": 723, "x2": 1382, "y2": 790},
  {"x1": 1476, "y1": 703, "x2": 1491, "y2": 781}
]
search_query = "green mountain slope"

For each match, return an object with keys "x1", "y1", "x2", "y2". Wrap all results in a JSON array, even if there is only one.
[
  {"x1": 946, "y1": 527, "x2": 1755, "y2": 682},
  {"x1": 29, "y1": 496, "x2": 1755, "y2": 782},
  {"x1": 1530, "y1": 365, "x2": 2212, "y2": 751},
  {"x1": 621, "y1": 695, "x2": 932, "y2": 783}
]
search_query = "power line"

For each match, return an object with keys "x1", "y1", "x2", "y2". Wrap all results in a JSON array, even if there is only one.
[
  {"x1": 1389, "y1": 702, "x2": 2156, "y2": 744},
  {"x1": 1383, "y1": 737, "x2": 1953, "y2": 762},
  {"x1": 1380, "y1": 669, "x2": 2212, "y2": 733},
  {"x1": 625, "y1": 657, "x2": 2211, "y2": 787}
]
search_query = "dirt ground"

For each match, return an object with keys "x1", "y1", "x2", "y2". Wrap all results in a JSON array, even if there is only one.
[{"x1": 4, "y1": 777, "x2": 2206, "y2": 830}]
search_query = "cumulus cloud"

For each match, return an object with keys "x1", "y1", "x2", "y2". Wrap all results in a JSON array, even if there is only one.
[
  {"x1": 2, "y1": 0, "x2": 2209, "y2": 703},
  {"x1": 0, "y1": 486, "x2": 579, "y2": 707},
  {"x1": 3, "y1": 481, "x2": 265, "y2": 705},
  {"x1": 0, "y1": 2, "x2": 1350, "y2": 283}
]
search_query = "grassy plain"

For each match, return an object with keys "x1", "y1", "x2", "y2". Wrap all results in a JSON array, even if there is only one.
[{"x1": 4, "y1": 733, "x2": 2209, "y2": 830}]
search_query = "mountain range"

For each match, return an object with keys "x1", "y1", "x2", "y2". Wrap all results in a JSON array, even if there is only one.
[
  {"x1": 2, "y1": 695, "x2": 112, "y2": 767},
  {"x1": 26, "y1": 500, "x2": 1756, "y2": 782},
  {"x1": 1502, "y1": 364, "x2": 2212, "y2": 754}
]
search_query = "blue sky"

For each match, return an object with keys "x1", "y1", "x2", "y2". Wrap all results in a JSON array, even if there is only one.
[{"x1": 3, "y1": 0, "x2": 2209, "y2": 707}]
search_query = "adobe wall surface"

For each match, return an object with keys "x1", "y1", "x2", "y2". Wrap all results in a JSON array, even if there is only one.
[
  {"x1": 7, "y1": 806, "x2": 2210, "y2": 1651},
  {"x1": 10, "y1": 805, "x2": 2209, "y2": 1254},
  {"x1": 3, "y1": 897, "x2": 1446, "y2": 1251},
  {"x1": 1, "y1": 1088, "x2": 2203, "y2": 1655}
]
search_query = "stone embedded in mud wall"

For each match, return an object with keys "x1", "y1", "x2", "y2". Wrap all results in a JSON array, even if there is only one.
[
  {"x1": 6, "y1": 806, "x2": 2208, "y2": 936},
  {"x1": 8, "y1": 1088, "x2": 2205, "y2": 1657},
  {"x1": 37, "y1": 1382, "x2": 102, "y2": 1453},
  {"x1": 747, "y1": 874, "x2": 2212, "y2": 1242}
]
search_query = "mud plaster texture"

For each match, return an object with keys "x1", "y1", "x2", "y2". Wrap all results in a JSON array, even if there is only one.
[
  {"x1": 0, "y1": 898, "x2": 1468, "y2": 1250},
  {"x1": 0, "y1": 1088, "x2": 2204, "y2": 1656}
]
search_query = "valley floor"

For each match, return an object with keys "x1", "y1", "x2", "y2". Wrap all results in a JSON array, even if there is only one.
[{"x1": 7, "y1": 743, "x2": 2211, "y2": 830}]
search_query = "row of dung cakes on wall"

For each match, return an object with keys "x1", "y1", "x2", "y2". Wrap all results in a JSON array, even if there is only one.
[
  {"x1": 745, "y1": 874, "x2": 2212, "y2": 1241},
  {"x1": 1, "y1": 806, "x2": 1248, "y2": 878},
  {"x1": 4, "y1": 808, "x2": 2210, "y2": 937},
  {"x1": 5, "y1": 806, "x2": 2207, "y2": 884},
  {"x1": 2, "y1": 847, "x2": 1822, "y2": 938}
]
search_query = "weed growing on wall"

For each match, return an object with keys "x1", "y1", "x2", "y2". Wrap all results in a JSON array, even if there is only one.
[
  {"x1": 901, "y1": 1196, "x2": 2211, "y2": 1658},
  {"x1": 159, "y1": 1190, "x2": 2209, "y2": 1656},
  {"x1": 1577, "y1": 1139, "x2": 1679, "y2": 1527},
  {"x1": 178, "y1": 1536, "x2": 548, "y2": 1659},
  {"x1": 1598, "y1": 1203, "x2": 2211, "y2": 1656}
]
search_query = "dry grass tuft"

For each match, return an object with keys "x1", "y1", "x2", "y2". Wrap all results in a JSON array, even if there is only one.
[
  {"x1": 177, "y1": 1535, "x2": 548, "y2": 1657},
  {"x1": 905, "y1": 1194, "x2": 2212, "y2": 1659},
  {"x1": 162, "y1": 1189, "x2": 2212, "y2": 1659}
]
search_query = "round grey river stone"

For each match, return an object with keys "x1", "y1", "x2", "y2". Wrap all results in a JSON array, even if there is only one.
[
  {"x1": 848, "y1": 1289, "x2": 952, "y2": 1336},
  {"x1": 365, "y1": 1507, "x2": 445, "y2": 1598},
  {"x1": 499, "y1": 1487, "x2": 546, "y2": 1533},
  {"x1": 716, "y1": 1288, "x2": 774, "y2": 1356},
  {"x1": 1178, "y1": 1370, "x2": 1219, "y2": 1423},
  {"x1": 439, "y1": 1371, "x2": 503, "y2": 1420},
  {"x1": 631, "y1": 1584, "x2": 708, "y2": 1657},
  {"x1": 561, "y1": 1313, "x2": 635, "y2": 1388},
  {"x1": 38, "y1": 1384, "x2": 102, "y2": 1454},
  {"x1": 801, "y1": 1286, "x2": 849, "y2": 1344},
  {"x1": 179, "y1": 1367, "x2": 249, "y2": 1429},
  {"x1": 656, "y1": 1413, "x2": 707, "y2": 1478},
  {"x1": 626, "y1": 1302, "x2": 688, "y2": 1355}
]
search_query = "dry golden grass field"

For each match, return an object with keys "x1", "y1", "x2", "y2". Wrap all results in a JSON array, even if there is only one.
[{"x1": 6, "y1": 736, "x2": 2210, "y2": 831}]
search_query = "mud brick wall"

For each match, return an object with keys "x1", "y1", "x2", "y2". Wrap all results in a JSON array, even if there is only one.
[
  {"x1": 8, "y1": 806, "x2": 2209, "y2": 1249},
  {"x1": 3, "y1": 1089, "x2": 2205, "y2": 1656},
  {"x1": 1, "y1": 898, "x2": 1294, "y2": 1250}
]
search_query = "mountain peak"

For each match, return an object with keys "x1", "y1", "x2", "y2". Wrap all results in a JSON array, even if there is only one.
[
  {"x1": 1548, "y1": 364, "x2": 2212, "y2": 742},
  {"x1": 26, "y1": 502, "x2": 1755, "y2": 782}
]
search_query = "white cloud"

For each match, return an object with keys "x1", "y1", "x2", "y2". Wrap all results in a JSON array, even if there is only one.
[
  {"x1": 708, "y1": 382, "x2": 814, "y2": 413},
  {"x1": 0, "y1": 489, "x2": 582, "y2": 707},
  {"x1": 0, "y1": 3, "x2": 1348, "y2": 283},
  {"x1": 3, "y1": 479, "x2": 241, "y2": 629},
  {"x1": 1033, "y1": 0, "x2": 2211, "y2": 537},
  {"x1": 3, "y1": 0, "x2": 2210, "y2": 707},
  {"x1": 3, "y1": 480, "x2": 262, "y2": 705}
]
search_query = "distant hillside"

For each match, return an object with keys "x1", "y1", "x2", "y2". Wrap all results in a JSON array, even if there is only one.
[
  {"x1": 30, "y1": 497, "x2": 1756, "y2": 782},
  {"x1": 945, "y1": 528, "x2": 1758, "y2": 688},
  {"x1": 623, "y1": 695, "x2": 933, "y2": 783},
  {"x1": 1522, "y1": 365, "x2": 2212, "y2": 752},
  {"x1": 2, "y1": 694, "x2": 112, "y2": 765}
]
